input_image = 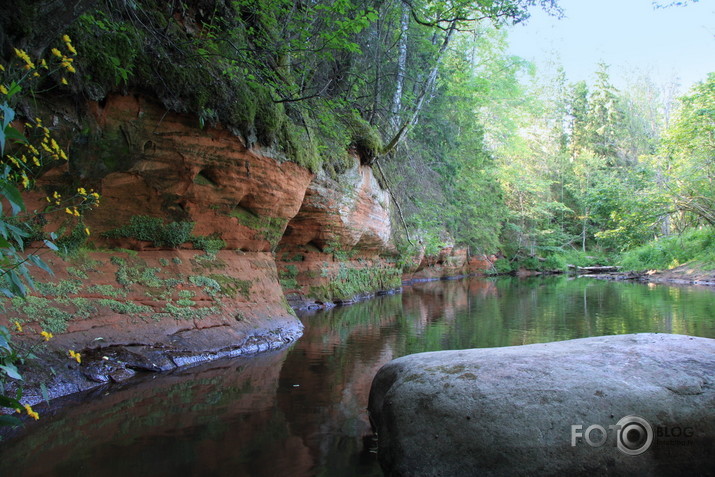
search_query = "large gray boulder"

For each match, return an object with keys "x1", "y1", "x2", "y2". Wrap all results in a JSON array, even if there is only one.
[{"x1": 368, "y1": 333, "x2": 715, "y2": 476}]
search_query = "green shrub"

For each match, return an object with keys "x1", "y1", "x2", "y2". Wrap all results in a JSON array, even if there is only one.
[
  {"x1": 489, "y1": 259, "x2": 514, "y2": 275},
  {"x1": 56, "y1": 223, "x2": 90, "y2": 257}
]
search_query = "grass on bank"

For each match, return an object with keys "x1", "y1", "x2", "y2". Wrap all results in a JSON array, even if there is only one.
[{"x1": 618, "y1": 228, "x2": 715, "y2": 272}]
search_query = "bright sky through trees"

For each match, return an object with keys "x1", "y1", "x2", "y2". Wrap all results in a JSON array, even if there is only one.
[{"x1": 507, "y1": 0, "x2": 714, "y2": 89}]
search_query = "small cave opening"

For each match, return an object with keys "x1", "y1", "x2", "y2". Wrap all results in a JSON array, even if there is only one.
[
  {"x1": 305, "y1": 240, "x2": 324, "y2": 253},
  {"x1": 194, "y1": 168, "x2": 220, "y2": 187}
]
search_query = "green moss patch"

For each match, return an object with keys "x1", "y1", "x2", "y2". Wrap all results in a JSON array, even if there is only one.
[{"x1": 309, "y1": 263, "x2": 401, "y2": 302}]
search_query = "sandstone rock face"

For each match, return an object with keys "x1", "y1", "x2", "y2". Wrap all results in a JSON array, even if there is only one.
[
  {"x1": 278, "y1": 165, "x2": 393, "y2": 253},
  {"x1": 368, "y1": 333, "x2": 715, "y2": 476},
  {"x1": 403, "y1": 248, "x2": 495, "y2": 282},
  {"x1": 2, "y1": 249, "x2": 303, "y2": 404},
  {"x1": 276, "y1": 162, "x2": 401, "y2": 306},
  {"x1": 78, "y1": 94, "x2": 314, "y2": 252},
  {"x1": 4, "y1": 92, "x2": 407, "y2": 403}
]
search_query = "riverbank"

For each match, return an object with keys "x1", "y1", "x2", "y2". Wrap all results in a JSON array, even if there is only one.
[
  {"x1": 580, "y1": 262, "x2": 715, "y2": 287},
  {"x1": 1, "y1": 244, "x2": 492, "y2": 411}
]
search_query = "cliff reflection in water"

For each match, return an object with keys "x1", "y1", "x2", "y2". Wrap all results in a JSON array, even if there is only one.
[{"x1": 2, "y1": 277, "x2": 715, "y2": 476}]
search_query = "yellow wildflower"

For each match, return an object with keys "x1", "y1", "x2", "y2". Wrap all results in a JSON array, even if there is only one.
[
  {"x1": 77, "y1": 187, "x2": 87, "y2": 196},
  {"x1": 23, "y1": 404, "x2": 39, "y2": 420},
  {"x1": 0, "y1": 85, "x2": 8, "y2": 95},
  {"x1": 40, "y1": 330, "x2": 53, "y2": 341},
  {"x1": 50, "y1": 139, "x2": 60, "y2": 152},
  {"x1": 0, "y1": 63, "x2": 4, "y2": 71},
  {"x1": 51, "y1": 48, "x2": 62, "y2": 58},
  {"x1": 60, "y1": 150, "x2": 68, "y2": 160},
  {"x1": 68, "y1": 350, "x2": 81, "y2": 363},
  {"x1": 40, "y1": 59, "x2": 48, "y2": 69},
  {"x1": 28, "y1": 145, "x2": 39, "y2": 155},
  {"x1": 65, "y1": 64, "x2": 76, "y2": 74},
  {"x1": 33, "y1": 72, "x2": 40, "y2": 77},
  {"x1": 84, "y1": 227, "x2": 91, "y2": 236},
  {"x1": 61, "y1": 77, "x2": 68, "y2": 85},
  {"x1": 73, "y1": 208, "x2": 80, "y2": 217},
  {"x1": 21, "y1": 174, "x2": 30, "y2": 189},
  {"x1": 41, "y1": 142, "x2": 52, "y2": 153},
  {"x1": 32, "y1": 156, "x2": 40, "y2": 166},
  {"x1": 14, "y1": 321, "x2": 23, "y2": 332},
  {"x1": 65, "y1": 207, "x2": 73, "y2": 215},
  {"x1": 14, "y1": 48, "x2": 35, "y2": 70},
  {"x1": 62, "y1": 35, "x2": 77, "y2": 55}
]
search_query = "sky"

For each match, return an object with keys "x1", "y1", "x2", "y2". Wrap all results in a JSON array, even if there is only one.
[{"x1": 506, "y1": 0, "x2": 715, "y2": 91}]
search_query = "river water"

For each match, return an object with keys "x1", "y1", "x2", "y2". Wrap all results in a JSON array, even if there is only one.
[{"x1": 1, "y1": 276, "x2": 715, "y2": 476}]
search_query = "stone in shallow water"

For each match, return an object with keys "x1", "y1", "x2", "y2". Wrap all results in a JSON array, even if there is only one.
[{"x1": 368, "y1": 333, "x2": 715, "y2": 477}]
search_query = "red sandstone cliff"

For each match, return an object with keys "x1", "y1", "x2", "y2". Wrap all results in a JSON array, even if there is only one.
[
  {"x1": 1, "y1": 94, "x2": 404, "y2": 400},
  {"x1": 2, "y1": 93, "x2": 491, "y2": 404}
]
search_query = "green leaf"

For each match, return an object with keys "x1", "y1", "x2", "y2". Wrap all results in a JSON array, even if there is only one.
[
  {"x1": 0, "y1": 393, "x2": 21, "y2": 409},
  {"x1": 6, "y1": 81, "x2": 22, "y2": 99},
  {"x1": 43, "y1": 240, "x2": 59, "y2": 252},
  {"x1": 0, "y1": 414, "x2": 23, "y2": 427},
  {"x1": 28, "y1": 255, "x2": 54, "y2": 275},
  {"x1": 0, "y1": 180, "x2": 25, "y2": 216},
  {"x1": 8, "y1": 270, "x2": 27, "y2": 297},
  {"x1": 40, "y1": 383, "x2": 50, "y2": 405},
  {"x1": 0, "y1": 333, "x2": 10, "y2": 353},
  {"x1": 0, "y1": 363, "x2": 22, "y2": 380},
  {"x1": 4, "y1": 126, "x2": 28, "y2": 144},
  {"x1": 0, "y1": 102, "x2": 15, "y2": 131}
]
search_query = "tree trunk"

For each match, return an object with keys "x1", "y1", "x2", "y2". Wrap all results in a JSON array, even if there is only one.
[
  {"x1": 582, "y1": 207, "x2": 589, "y2": 252},
  {"x1": 368, "y1": 15, "x2": 384, "y2": 125},
  {"x1": 389, "y1": 3, "x2": 410, "y2": 131},
  {"x1": 378, "y1": 20, "x2": 456, "y2": 160}
]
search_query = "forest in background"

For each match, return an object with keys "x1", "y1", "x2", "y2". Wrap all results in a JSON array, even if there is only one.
[{"x1": 1, "y1": 0, "x2": 713, "y2": 275}]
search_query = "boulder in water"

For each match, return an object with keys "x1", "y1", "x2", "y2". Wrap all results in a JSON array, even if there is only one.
[{"x1": 368, "y1": 333, "x2": 715, "y2": 476}]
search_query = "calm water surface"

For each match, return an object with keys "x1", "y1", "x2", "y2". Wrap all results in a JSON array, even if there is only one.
[{"x1": 2, "y1": 276, "x2": 715, "y2": 476}]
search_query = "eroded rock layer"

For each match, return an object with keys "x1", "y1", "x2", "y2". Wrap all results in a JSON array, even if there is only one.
[{"x1": 2, "y1": 93, "x2": 409, "y2": 401}]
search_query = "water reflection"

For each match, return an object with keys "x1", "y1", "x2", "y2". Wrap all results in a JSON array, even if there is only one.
[{"x1": 1, "y1": 277, "x2": 714, "y2": 476}]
